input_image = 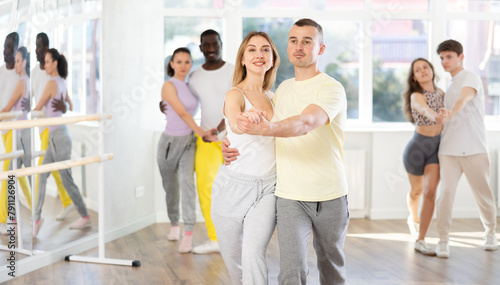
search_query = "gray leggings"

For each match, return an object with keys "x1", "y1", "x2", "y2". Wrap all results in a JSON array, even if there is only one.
[
  {"x1": 277, "y1": 196, "x2": 349, "y2": 285},
  {"x1": 36, "y1": 126, "x2": 88, "y2": 220},
  {"x1": 211, "y1": 166, "x2": 277, "y2": 285},
  {"x1": 16, "y1": 128, "x2": 31, "y2": 170},
  {"x1": 157, "y1": 132, "x2": 196, "y2": 231}
]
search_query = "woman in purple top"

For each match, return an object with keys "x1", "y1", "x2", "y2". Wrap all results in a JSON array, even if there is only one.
[
  {"x1": 32, "y1": 49, "x2": 90, "y2": 238},
  {"x1": 158, "y1": 47, "x2": 217, "y2": 253}
]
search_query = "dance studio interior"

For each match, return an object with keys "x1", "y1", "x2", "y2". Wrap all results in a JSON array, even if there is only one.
[{"x1": 0, "y1": 0, "x2": 499, "y2": 284}]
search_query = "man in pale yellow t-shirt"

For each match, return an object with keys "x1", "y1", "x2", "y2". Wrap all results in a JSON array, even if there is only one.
[{"x1": 224, "y1": 19, "x2": 349, "y2": 285}]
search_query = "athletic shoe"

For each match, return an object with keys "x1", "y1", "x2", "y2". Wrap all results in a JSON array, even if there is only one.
[
  {"x1": 167, "y1": 226, "x2": 180, "y2": 241},
  {"x1": 33, "y1": 219, "x2": 44, "y2": 238},
  {"x1": 69, "y1": 217, "x2": 91, "y2": 229},
  {"x1": 178, "y1": 234, "x2": 193, "y2": 253},
  {"x1": 407, "y1": 215, "x2": 419, "y2": 236},
  {"x1": 414, "y1": 240, "x2": 435, "y2": 256},
  {"x1": 484, "y1": 232, "x2": 498, "y2": 251},
  {"x1": 56, "y1": 203, "x2": 75, "y2": 221},
  {"x1": 192, "y1": 240, "x2": 220, "y2": 254},
  {"x1": 435, "y1": 240, "x2": 450, "y2": 258}
]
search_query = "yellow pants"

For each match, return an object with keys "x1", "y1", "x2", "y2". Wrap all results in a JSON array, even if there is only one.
[
  {"x1": 195, "y1": 135, "x2": 223, "y2": 242},
  {"x1": 0, "y1": 130, "x2": 32, "y2": 224},
  {"x1": 35, "y1": 128, "x2": 73, "y2": 208}
]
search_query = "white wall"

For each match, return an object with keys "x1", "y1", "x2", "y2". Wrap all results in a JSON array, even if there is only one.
[
  {"x1": 100, "y1": 0, "x2": 164, "y2": 232},
  {"x1": 344, "y1": 127, "x2": 500, "y2": 220}
]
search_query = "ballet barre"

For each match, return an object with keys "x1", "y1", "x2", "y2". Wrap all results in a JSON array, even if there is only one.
[
  {"x1": 0, "y1": 111, "x2": 23, "y2": 121},
  {"x1": 0, "y1": 154, "x2": 113, "y2": 181},
  {"x1": 0, "y1": 150, "x2": 45, "y2": 162},
  {"x1": 0, "y1": 114, "x2": 112, "y2": 131}
]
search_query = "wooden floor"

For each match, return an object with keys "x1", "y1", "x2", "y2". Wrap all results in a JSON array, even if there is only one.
[
  {"x1": 4, "y1": 217, "x2": 500, "y2": 285},
  {"x1": 0, "y1": 195, "x2": 98, "y2": 264}
]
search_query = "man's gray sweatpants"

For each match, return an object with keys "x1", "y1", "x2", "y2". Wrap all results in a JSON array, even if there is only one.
[
  {"x1": 277, "y1": 195, "x2": 349, "y2": 285},
  {"x1": 157, "y1": 132, "x2": 196, "y2": 231}
]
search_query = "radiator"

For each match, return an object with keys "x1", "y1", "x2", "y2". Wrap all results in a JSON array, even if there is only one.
[{"x1": 343, "y1": 150, "x2": 366, "y2": 210}]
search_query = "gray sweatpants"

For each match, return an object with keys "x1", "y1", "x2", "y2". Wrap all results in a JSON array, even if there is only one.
[
  {"x1": 157, "y1": 132, "x2": 196, "y2": 231},
  {"x1": 277, "y1": 195, "x2": 349, "y2": 285},
  {"x1": 36, "y1": 126, "x2": 88, "y2": 220},
  {"x1": 16, "y1": 128, "x2": 31, "y2": 170},
  {"x1": 211, "y1": 166, "x2": 277, "y2": 285}
]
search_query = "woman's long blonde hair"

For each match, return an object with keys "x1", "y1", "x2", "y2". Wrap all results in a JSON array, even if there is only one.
[{"x1": 232, "y1": 31, "x2": 280, "y2": 90}]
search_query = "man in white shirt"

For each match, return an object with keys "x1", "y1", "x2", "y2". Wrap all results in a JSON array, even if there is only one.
[{"x1": 434, "y1": 39, "x2": 497, "y2": 258}]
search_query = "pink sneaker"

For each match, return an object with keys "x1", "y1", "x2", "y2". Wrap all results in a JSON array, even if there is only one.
[
  {"x1": 178, "y1": 233, "x2": 193, "y2": 253},
  {"x1": 33, "y1": 219, "x2": 44, "y2": 238},
  {"x1": 69, "y1": 217, "x2": 91, "y2": 229},
  {"x1": 167, "y1": 226, "x2": 180, "y2": 241}
]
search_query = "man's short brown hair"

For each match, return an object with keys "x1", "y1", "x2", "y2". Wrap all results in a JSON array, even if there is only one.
[
  {"x1": 294, "y1": 18, "x2": 324, "y2": 45},
  {"x1": 437, "y1": 39, "x2": 463, "y2": 56}
]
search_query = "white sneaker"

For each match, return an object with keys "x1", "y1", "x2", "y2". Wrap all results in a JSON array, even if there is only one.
[
  {"x1": 435, "y1": 240, "x2": 450, "y2": 258},
  {"x1": 56, "y1": 203, "x2": 75, "y2": 221},
  {"x1": 407, "y1": 215, "x2": 419, "y2": 236},
  {"x1": 69, "y1": 217, "x2": 91, "y2": 229},
  {"x1": 484, "y1": 232, "x2": 498, "y2": 251},
  {"x1": 414, "y1": 240, "x2": 435, "y2": 256},
  {"x1": 192, "y1": 240, "x2": 220, "y2": 254}
]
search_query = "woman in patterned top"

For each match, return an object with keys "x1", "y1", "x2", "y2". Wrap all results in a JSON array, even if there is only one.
[{"x1": 402, "y1": 58, "x2": 447, "y2": 256}]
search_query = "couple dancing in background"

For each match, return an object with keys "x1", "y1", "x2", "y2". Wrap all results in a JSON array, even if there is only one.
[{"x1": 403, "y1": 40, "x2": 497, "y2": 258}]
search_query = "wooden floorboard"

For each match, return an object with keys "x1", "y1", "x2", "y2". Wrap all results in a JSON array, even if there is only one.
[{"x1": 3, "y1": 217, "x2": 499, "y2": 284}]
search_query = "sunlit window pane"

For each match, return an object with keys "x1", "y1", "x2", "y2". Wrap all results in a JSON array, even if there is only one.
[
  {"x1": 372, "y1": 20, "x2": 429, "y2": 122},
  {"x1": 0, "y1": 2, "x2": 12, "y2": 26},
  {"x1": 311, "y1": 0, "x2": 364, "y2": 10},
  {"x1": 164, "y1": 0, "x2": 221, "y2": 9},
  {"x1": 373, "y1": 0, "x2": 429, "y2": 11},
  {"x1": 244, "y1": 0, "x2": 301, "y2": 9},
  {"x1": 69, "y1": 24, "x2": 82, "y2": 112},
  {"x1": 447, "y1": 0, "x2": 500, "y2": 13},
  {"x1": 86, "y1": 19, "x2": 101, "y2": 114},
  {"x1": 447, "y1": 20, "x2": 500, "y2": 115}
]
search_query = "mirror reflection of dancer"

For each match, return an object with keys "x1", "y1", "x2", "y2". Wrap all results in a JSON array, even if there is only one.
[
  {"x1": 211, "y1": 31, "x2": 280, "y2": 284},
  {"x1": 223, "y1": 19, "x2": 350, "y2": 284},
  {"x1": 0, "y1": 32, "x2": 31, "y2": 235},
  {"x1": 32, "y1": 33, "x2": 75, "y2": 221},
  {"x1": 158, "y1": 47, "x2": 217, "y2": 253},
  {"x1": 0, "y1": 46, "x2": 33, "y2": 230},
  {"x1": 402, "y1": 58, "x2": 445, "y2": 256},
  {"x1": 33, "y1": 49, "x2": 91, "y2": 238},
  {"x1": 434, "y1": 40, "x2": 497, "y2": 258}
]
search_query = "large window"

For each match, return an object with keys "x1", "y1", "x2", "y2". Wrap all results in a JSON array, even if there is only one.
[
  {"x1": 161, "y1": 0, "x2": 499, "y2": 124},
  {"x1": 372, "y1": 20, "x2": 428, "y2": 122},
  {"x1": 447, "y1": 20, "x2": 500, "y2": 116}
]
